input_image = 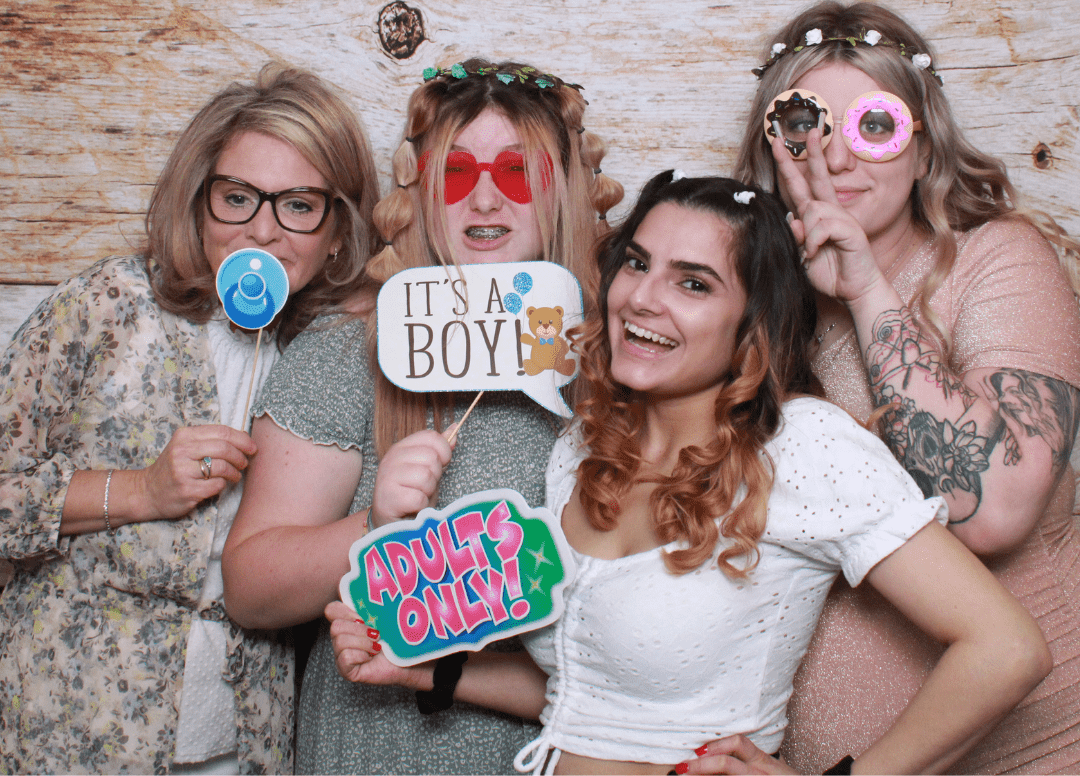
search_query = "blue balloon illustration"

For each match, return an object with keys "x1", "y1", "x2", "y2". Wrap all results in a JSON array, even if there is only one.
[
  {"x1": 513, "y1": 272, "x2": 533, "y2": 296},
  {"x1": 504, "y1": 293, "x2": 522, "y2": 315},
  {"x1": 216, "y1": 248, "x2": 290, "y2": 329}
]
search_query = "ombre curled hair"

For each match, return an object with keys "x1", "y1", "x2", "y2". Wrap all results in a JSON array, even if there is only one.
[
  {"x1": 573, "y1": 172, "x2": 821, "y2": 577},
  {"x1": 146, "y1": 61, "x2": 381, "y2": 348},
  {"x1": 734, "y1": 1, "x2": 1080, "y2": 355},
  {"x1": 366, "y1": 57, "x2": 624, "y2": 455}
]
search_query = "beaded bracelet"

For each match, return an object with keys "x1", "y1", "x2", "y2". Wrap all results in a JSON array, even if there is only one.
[{"x1": 103, "y1": 470, "x2": 115, "y2": 534}]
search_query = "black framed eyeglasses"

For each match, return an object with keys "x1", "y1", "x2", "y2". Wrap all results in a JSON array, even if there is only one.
[{"x1": 204, "y1": 175, "x2": 336, "y2": 234}]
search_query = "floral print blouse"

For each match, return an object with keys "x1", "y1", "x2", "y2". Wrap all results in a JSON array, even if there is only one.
[{"x1": 0, "y1": 255, "x2": 293, "y2": 774}]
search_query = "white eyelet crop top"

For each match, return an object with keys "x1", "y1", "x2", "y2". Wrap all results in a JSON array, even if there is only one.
[{"x1": 514, "y1": 397, "x2": 946, "y2": 773}]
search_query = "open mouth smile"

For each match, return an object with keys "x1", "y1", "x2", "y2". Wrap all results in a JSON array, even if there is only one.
[{"x1": 623, "y1": 320, "x2": 677, "y2": 350}]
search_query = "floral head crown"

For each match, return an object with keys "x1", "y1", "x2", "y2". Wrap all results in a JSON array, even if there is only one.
[
  {"x1": 422, "y1": 62, "x2": 582, "y2": 92},
  {"x1": 752, "y1": 28, "x2": 943, "y2": 86}
]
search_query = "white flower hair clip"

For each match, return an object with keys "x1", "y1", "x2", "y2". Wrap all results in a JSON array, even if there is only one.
[
  {"x1": 804, "y1": 28, "x2": 824, "y2": 45},
  {"x1": 672, "y1": 169, "x2": 687, "y2": 181},
  {"x1": 734, "y1": 191, "x2": 756, "y2": 205}
]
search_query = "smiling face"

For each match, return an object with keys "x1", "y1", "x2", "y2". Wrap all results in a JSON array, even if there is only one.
[
  {"x1": 202, "y1": 131, "x2": 341, "y2": 292},
  {"x1": 441, "y1": 108, "x2": 545, "y2": 265},
  {"x1": 607, "y1": 203, "x2": 748, "y2": 404},
  {"x1": 776, "y1": 62, "x2": 928, "y2": 247}
]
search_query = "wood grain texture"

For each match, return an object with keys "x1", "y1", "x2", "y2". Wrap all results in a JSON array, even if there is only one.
[{"x1": 1, "y1": 0, "x2": 1077, "y2": 285}]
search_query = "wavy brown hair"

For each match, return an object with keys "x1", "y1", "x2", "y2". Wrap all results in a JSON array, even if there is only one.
[
  {"x1": 733, "y1": 1, "x2": 1080, "y2": 354},
  {"x1": 574, "y1": 173, "x2": 820, "y2": 577},
  {"x1": 145, "y1": 61, "x2": 381, "y2": 348},
  {"x1": 364, "y1": 58, "x2": 624, "y2": 456}
]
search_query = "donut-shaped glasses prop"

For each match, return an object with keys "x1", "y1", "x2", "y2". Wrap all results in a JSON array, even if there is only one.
[
  {"x1": 841, "y1": 91, "x2": 920, "y2": 162},
  {"x1": 216, "y1": 248, "x2": 290, "y2": 330},
  {"x1": 765, "y1": 89, "x2": 834, "y2": 160},
  {"x1": 765, "y1": 88, "x2": 922, "y2": 163}
]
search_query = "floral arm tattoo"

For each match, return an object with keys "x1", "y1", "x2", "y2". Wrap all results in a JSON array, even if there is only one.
[{"x1": 867, "y1": 307, "x2": 1080, "y2": 522}]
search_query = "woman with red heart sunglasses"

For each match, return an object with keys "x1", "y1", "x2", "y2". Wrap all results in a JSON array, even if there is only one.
[{"x1": 223, "y1": 58, "x2": 623, "y2": 775}]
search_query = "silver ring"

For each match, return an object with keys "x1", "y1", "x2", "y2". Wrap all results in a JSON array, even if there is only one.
[{"x1": 200, "y1": 456, "x2": 212, "y2": 480}]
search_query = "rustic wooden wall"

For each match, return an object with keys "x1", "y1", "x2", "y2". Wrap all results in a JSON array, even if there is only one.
[{"x1": 1, "y1": 0, "x2": 1078, "y2": 343}]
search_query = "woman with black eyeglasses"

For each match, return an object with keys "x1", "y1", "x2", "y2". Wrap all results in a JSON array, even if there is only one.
[{"x1": 0, "y1": 62, "x2": 379, "y2": 773}]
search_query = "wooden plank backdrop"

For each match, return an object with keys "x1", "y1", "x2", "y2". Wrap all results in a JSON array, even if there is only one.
[{"x1": 1, "y1": 0, "x2": 1078, "y2": 345}]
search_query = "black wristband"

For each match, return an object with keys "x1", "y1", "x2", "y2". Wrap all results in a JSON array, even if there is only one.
[
  {"x1": 823, "y1": 755, "x2": 854, "y2": 775},
  {"x1": 415, "y1": 652, "x2": 468, "y2": 715}
]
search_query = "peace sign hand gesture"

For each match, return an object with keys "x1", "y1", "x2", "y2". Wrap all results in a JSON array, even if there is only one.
[{"x1": 772, "y1": 130, "x2": 888, "y2": 309}]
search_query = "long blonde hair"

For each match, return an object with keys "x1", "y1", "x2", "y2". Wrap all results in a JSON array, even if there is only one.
[
  {"x1": 364, "y1": 58, "x2": 624, "y2": 455},
  {"x1": 733, "y1": 1, "x2": 1080, "y2": 355}
]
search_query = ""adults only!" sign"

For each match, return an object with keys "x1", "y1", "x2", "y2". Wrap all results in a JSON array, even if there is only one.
[{"x1": 339, "y1": 489, "x2": 576, "y2": 666}]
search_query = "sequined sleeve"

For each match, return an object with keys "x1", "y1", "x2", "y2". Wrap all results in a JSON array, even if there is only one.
[{"x1": 945, "y1": 219, "x2": 1080, "y2": 386}]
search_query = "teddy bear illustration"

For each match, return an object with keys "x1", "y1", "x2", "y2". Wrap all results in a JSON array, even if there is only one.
[{"x1": 520, "y1": 305, "x2": 576, "y2": 377}]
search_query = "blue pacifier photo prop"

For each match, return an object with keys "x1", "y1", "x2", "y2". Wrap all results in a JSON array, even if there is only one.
[{"x1": 216, "y1": 248, "x2": 290, "y2": 330}]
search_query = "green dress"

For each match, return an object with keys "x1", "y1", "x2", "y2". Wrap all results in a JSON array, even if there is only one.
[{"x1": 253, "y1": 315, "x2": 557, "y2": 774}]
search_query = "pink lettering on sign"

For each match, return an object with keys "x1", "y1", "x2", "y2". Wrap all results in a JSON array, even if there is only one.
[
  {"x1": 487, "y1": 500, "x2": 524, "y2": 560},
  {"x1": 438, "y1": 520, "x2": 478, "y2": 579},
  {"x1": 340, "y1": 488, "x2": 576, "y2": 667},
  {"x1": 410, "y1": 527, "x2": 446, "y2": 583},
  {"x1": 399, "y1": 596, "x2": 429, "y2": 645},
  {"x1": 453, "y1": 576, "x2": 492, "y2": 631},
  {"x1": 385, "y1": 540, "x2": 419, "y2": 597},
  {"x1": 424, "y1": 582, "x2": 466, "y2": 640},
  {"x1": 365, "y1": 546, "x2": 400, "y2": 605},
  {"x1": 467, "y1": 567, "x2": 510, "y2": 624},
  {"x1": 365, "y1": 500, "x2": 533, "y2": 622},
  {"x1": 452, "y1": 510, "x2": 491, "y2": 570}
]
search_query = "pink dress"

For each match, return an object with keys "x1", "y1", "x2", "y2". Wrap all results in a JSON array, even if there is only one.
[{"x1": 780, "y1": 219, "x2": 1080, "y2": 774}]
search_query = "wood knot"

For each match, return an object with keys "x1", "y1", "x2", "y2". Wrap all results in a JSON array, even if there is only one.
[
  {"x1": 1032, "y1": 143, "x2": 1053, "y2": 170},
  {"x1": 378, "y1": 2, "x2": 424, "y2": 60}
]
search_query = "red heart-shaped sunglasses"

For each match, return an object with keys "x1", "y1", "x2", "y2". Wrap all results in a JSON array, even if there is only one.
[{"x1": 418, "y1": 150, "x2": 554, "y2": 204}]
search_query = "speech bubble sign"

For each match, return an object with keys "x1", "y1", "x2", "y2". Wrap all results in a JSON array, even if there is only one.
[
  {"x1": 215, "y1": 248, "x2": 290, "y2": 329},
  {"x1": 376, "y1": 262, "x2": 582, "y2": 418},
  {"x1": 338, "y1": 488, "x2": 576, "y2": 667}
]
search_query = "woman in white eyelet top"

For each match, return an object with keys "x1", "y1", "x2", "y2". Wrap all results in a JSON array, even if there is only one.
[
  {"x1": 516, "y1": 397, "x2": 941, "y2": 771},
  {"x1": 326, "y1": 174, "x2": 1049, "y2": 776}
]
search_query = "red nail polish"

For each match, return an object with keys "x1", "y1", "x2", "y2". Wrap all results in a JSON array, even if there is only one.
[
  {"x1": 695, "y1": 744, "x2": 709, "y2": 756},
  {"x1": 372, "y1": 641, "x2": 382, "y2": 652},
  {"x1": 354, "y1": 618, "x2": 365, "y2": 625},
  {"x1": 675, "y1": 763, "x2": 689, "y2": 774},
  {"x1": 367, "y1": 628, "x2": 380, "y2": 640}
]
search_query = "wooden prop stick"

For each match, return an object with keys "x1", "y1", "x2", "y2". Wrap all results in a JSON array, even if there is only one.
[
  {"x1": 240, "y1": 328, "x2": 263, "y2": 431},
  {"x1": 446, "y1": 390, "x2": 484, "y2": 444}
]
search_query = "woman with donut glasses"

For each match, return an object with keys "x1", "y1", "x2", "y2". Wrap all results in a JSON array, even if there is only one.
[{"x1": 685, "y1": 2, "x2": 1080, "y2": 774}]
